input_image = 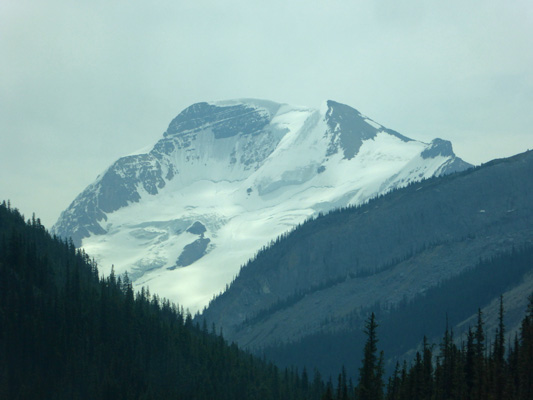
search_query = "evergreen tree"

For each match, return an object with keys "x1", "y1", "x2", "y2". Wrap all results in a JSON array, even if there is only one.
[
  {"x1": 356, "y1": 313, "x2": 384, "y2": 400},
  {"x1": 464, "y1": 327, "x2": 476, "y2": 397},
  {"x1": 491, "y1": 295, "x2": 506, "y2": 400},
  {"x1": 472, "y1": 308, "x2": 486, "y2": 400},
  {"x1": 421, "y1": 336, "x2": 434, "y2": 400},
  {"x1": 518, "y1": 294, "x2": 533, "y2": 400},
  {"x1": 385, "y1": 362, "x2": 400, "y2": 400}
]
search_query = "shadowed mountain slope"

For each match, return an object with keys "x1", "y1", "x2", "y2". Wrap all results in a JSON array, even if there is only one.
[{"x1": 202, "y1": 150, "x2": 533, "y2": 375}]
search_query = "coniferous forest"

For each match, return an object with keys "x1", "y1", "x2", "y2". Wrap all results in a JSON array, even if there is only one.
[
  {"x1": 261, "y1": 243, "x2": 533, "y2": 380},
  {"x1": 1, "y1": 200, "x2": 533, "y2": 399},
  {"x1": 326, "y1": 300, "x2": 533, "y2": 400},
  {"x1": 0, "y1": 202, "x2": 316, "y2": 399}
]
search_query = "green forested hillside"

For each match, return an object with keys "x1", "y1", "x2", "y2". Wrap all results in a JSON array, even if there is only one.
[{"x1": 0, "y1": 201, "x2": 319, "y2": 399}]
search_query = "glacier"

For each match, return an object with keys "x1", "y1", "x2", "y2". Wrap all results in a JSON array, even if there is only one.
[{"x1": 53, "y1": 99, "x2": 471, "y2": 311}]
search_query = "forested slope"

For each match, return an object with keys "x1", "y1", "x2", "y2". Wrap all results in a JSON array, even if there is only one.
[
  {"x1": 0, "y1": 201, "x2": 318, "y2": 399},
  {"x1": 202, "y1": 150, "x2": 533, "y2": 377},
  {"x1": 2, "y1": 198, "x2": 533, "y2": 399}
]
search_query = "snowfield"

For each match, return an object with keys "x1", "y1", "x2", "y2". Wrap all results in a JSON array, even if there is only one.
[{"x1": 54, "y1": 99, "x2": 471, "y2": 312}]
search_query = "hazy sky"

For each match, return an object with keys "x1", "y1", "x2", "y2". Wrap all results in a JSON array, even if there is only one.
[{"x1": 2, "y1": 0, "x2": 533, "y2": 228}]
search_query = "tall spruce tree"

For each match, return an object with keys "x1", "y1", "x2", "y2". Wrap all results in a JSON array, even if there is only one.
[
  {"x1": 491, "y1": 295, "x2": 506, "y2": 400},
  {"x1": 356, "y1": 312, "x2": 384, "y2": 400},
  {"x1": 473, "y1": 308, "x2": 486, "y2": 400},
  {"x1": 518, "y1": 294, "x2": 533, "y2": 400}
]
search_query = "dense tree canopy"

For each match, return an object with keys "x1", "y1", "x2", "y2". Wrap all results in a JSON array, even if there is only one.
[{"x1": 0, "y1": 201, "x2": 319, "y2": 399}]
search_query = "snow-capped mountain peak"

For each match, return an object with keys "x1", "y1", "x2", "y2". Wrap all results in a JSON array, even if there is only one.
[{"x1": 53, "y1": 99, "x2": 471, "y2": 311}]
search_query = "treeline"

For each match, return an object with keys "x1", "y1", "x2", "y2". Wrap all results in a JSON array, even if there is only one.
[
  {"x1": 327, "y1": 297, "x2": 533, "y2": 400},
  {"x1": 0, "y1": 201, "x2": 321, "y2": 399}
]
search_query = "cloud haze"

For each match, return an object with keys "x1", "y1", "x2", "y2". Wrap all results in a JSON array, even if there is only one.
[{"x1": 1, "y1": 0, "x2": 532, "y2": 227}]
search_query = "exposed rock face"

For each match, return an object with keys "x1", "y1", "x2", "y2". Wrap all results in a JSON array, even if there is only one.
[{"x1": 53, "y1": 99, "x2": 471, "y2": 311}]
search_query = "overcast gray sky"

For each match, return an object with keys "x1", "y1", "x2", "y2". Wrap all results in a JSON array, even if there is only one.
[{"x1": 1, "y1": 0, "x2": 532, "y2": 228}]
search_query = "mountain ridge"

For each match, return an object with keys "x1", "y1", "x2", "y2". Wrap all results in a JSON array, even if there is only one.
[
  {"x1": 201, "y1": 150, "x2": 533, "y2": 361},
  {"x1": 52, "y1": 99, "x2": 471, "y2": 310}
]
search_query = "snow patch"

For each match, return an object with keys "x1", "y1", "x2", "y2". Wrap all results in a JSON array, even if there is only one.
[{"x1": 55, "y1": 99, "x2": 470, "y2": 312}]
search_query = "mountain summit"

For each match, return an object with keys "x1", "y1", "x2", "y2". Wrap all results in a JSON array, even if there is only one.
[{"x1": 53, "y1": 99, "x2": 471, "y2": 310}]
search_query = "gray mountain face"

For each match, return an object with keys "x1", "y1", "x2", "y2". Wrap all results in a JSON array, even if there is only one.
[
  {"x1": 53, "y1": 99, "x2": 469, "y2": 248},
  {"x1": 201, "y1": 151, "x2": 533, "y2": 363},
  {"x1": 53, "y1": 101, "x2": 281, "y2": 246},
  {"x1": 52, "y1": 99, "x2": 472, "y2": 312},
  {"x1": 165, "y1": 102, "x2": 274, "y2": 139},
  {"x1": 325, "y1": 100, "x2": 411, "y2": 159}
]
